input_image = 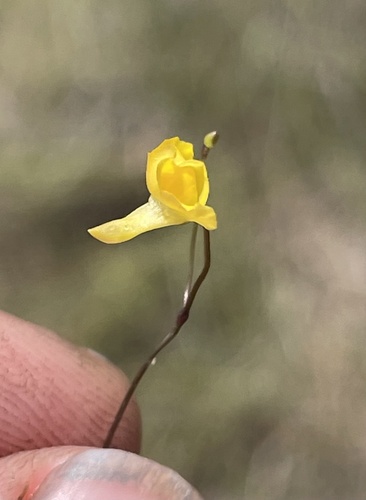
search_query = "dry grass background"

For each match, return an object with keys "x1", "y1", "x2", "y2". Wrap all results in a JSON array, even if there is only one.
[{"x1": 1, "y1": 1, "x2": 366, "y2": 498}]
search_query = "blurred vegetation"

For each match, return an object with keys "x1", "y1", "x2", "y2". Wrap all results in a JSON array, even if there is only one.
[{"x1": 1, "y1": 1, "x2": 366, "y2": 498}]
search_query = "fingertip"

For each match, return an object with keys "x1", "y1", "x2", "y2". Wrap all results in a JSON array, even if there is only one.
[
  {"x1": 0, "y1": 310, "x2": 141, "y2": 455},
  {"x1": 0, "y1": 448, "x2": 202, "y2": 500},
  {"x1": 32, "y1": 448, "x2": 202, "y2": 500}
]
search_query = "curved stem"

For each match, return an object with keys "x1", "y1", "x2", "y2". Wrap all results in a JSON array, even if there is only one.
[{"x1": 103, "y1": 228, "x2": 211, "y2": 448}]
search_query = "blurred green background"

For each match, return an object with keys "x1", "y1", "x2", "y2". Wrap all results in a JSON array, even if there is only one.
[{"x1": 1, "y1": 1, "x2": 366, "y2": 498}]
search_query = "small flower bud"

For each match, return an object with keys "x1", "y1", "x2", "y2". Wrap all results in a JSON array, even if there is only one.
[{"x1": 203, "y1": 131, "x2": 219, "y2": 149}]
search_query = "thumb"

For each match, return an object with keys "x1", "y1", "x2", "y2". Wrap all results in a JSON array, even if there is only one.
[{"x1": 0, "y1": 446, "x2": 203, "y2": 500}]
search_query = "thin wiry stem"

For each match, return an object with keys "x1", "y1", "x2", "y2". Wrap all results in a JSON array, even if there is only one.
[
  {"x1": 103, "y1": 228, "x2": 211, "y2": 448},
  {"x1": 183, "y1": 223, "x2": 198, "y2": 306}
]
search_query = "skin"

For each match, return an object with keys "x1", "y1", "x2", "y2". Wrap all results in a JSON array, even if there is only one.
[{"x1": 0, "y1": 311, "x2": 202, "y2": 500}]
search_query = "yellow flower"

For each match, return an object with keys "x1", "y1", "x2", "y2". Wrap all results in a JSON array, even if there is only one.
[{"x1": 88, "y1": 137, "x2": 217, "y2": 244}]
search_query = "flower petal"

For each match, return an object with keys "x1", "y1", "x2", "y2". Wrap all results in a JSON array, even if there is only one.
[
  {"x1": 176, "y1": 140, "x2": 194, "y2": 161},
  {"x1": 188, "y1": 204, "x2": 217, "y2": 230},
  {"x1": 146, "y1": 138, "x2": 180, "y2": 199},
  {"x1": 88, "y1": 197, "x2": 187, "y2": 244}
]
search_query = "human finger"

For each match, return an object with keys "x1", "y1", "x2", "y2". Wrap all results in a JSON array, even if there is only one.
[
  {"x1": 0, "y1": 310, "x2": 141, "y2": 455},
  {"x1": 0, "y1": 446, "x2": 203, "y2": 500}
]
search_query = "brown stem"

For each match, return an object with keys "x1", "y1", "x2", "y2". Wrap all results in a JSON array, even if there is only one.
[
  {"x1": 183, "y1": 223, "x2": 198, "y2": 305},
  {"x1": 103, "y1": 228, "x2": 211, "y2": 448}
]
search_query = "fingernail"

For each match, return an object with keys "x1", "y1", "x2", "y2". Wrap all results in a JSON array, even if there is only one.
[{"x1": 32, "y1": 449, "x2": 202, "y2": 500}]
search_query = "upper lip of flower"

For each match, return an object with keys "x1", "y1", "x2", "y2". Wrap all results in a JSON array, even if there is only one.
[{"x1": 147, "y1": 137, "x2": 210, "y2": 212}]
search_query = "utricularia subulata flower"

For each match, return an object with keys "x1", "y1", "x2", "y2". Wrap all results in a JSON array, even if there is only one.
[{"x1": 88, "y1": 137, "x2": 217, "y2": 243}]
